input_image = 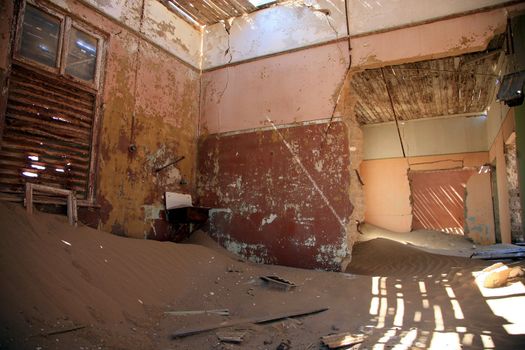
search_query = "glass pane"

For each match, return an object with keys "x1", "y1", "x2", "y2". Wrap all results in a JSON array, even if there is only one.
[
  {"x1": 65, "y1": 28, "x2": 98, "y2": 82},
  {"x1": 19, "y1": 5, "x2": 61, "y2": 68}
]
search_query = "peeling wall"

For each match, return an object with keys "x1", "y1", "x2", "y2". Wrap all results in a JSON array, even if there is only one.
[
  {"x1": 202, "y1": 0, "x2": 347, "y2": 69},
  {"x1": 488, "y1": 109, "x2": 515, "y2": 243},
  {"x1": 49, "y1": 0, "x2": 202, "y2": 68},
  {"x1": 349, "y1": 0, "x2": 513, "y2": 36},
  {"x1": 504, "y1": 138, "x2": 522, "y2": 242},
  {"x1": 360, "y1": 152, "x2": 494, "y2": 244},
  {"x1": 25, "y1": 0, "x2": 202, "y2": 238},
  {"x1": 351, "y1": 7, "x2": 513, "y2": 69},
  {"x1": 197, "y1": 121, "x2": 353, "y2": 271},
  {"x1": 202, "y1": 0, "x2": 520, "y2": 69}
]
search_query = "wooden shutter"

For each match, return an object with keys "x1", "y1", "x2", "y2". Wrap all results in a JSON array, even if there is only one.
[{"x1": 0, "y1": 63, "x2": 96, "y2": 202}]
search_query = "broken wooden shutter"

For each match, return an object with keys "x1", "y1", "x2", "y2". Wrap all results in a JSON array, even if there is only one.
[{"x1": 0, "y1": 63, "x2": 96, "y2": 201}]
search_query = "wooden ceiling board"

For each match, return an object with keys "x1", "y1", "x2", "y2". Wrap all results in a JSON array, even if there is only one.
[
  {"x1": 351, "y1": 51, "x2": 501, "y2": 125},
  {"x1": 165, "y1": 0, "x2": 273, "y2": 26}
]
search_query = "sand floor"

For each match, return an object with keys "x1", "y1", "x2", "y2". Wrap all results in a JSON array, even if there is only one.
[{"x1": 1, "y1": 202, "x2": 524, "y2": 349}]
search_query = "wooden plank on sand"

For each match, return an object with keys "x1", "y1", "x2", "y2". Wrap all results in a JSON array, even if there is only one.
[
  {"x1": 171, "y1": 307, "x2": 328, "y2": 339},
  {"x1": 321, "y1": 332, "x2": 365, "y2": 348}
]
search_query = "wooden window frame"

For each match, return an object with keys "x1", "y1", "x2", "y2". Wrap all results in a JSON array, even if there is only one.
[
  {"x1": 9, "y1": 0, "x2": 107, "y2": 205},
  {"x1": 60, "y1": 19, "x2": 105, "y2": 90},
  {"x1": 13, "y1": 1, "x2": 66, "y2": 75}
]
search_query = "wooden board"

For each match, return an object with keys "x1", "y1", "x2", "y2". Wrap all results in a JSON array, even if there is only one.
[{"x1": 172, "y1": 307, "x2": 328, "y2": 339}]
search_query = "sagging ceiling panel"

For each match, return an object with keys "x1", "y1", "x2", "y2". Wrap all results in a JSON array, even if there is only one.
[{"x1": 351, "y1": 50, "x2": 502, "y2": 125}]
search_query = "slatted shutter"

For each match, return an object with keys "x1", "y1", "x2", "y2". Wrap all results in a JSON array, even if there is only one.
[{"x1": 0, "y1": 63, "x2": 97, "y2": 202}]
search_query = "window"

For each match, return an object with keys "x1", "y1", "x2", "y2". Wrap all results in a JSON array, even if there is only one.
[
  {"x1": 19, "y1": 4, "x2": 61, "y2": 68},
  {"x1": 0, "y1": 2, "x2": 105, "y2": 204},
  {"x1": 65, "y1": 27, "x2": 98, "y2": 82}
]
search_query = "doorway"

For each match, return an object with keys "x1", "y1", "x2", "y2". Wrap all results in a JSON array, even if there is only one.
[{"x1": 409, "y1": 169, "x2": 474, "y2": 234}]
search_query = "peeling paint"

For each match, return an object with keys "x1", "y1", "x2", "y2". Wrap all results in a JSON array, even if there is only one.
[
  {"x1": 198, "y1": 120, "x2": 353, "y2": 271},
  {"x1": 261, "y1": 213, "x2": 277, "y2": 227}
]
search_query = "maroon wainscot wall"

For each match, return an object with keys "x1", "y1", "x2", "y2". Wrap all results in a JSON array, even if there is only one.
[{"x1": 197, "y1": 121, "x2": 353, "y2": 271}]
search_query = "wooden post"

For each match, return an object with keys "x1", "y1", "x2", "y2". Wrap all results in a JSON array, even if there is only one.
[
  {"x1": 25, "y1": 183, "x2": 33, "y2": 215},
  {"x1": 71, "y1": 193, "x2": 78, "y2": 226},
  {"x1": 67, "y1": 193, "x2": 73, "y2": 225}
]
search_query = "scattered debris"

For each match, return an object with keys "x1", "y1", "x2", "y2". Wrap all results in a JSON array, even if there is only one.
[
  {"x1": 509, "y1": 266, "x2": 525, "y2": 279},
  {"x1": 172, "y1": 307, "x2": 328, "y2": 338},
  {"x1": 321, "y1": 332, "x2": 366, "y2": 349},
  {"x1": 165, "y1": 309, "x2": 230, "y2": 316},
  {"x1": 227, "y1": 265, "x2": 243, "y2": 273},
  {"x1": 276, "y1": 340, "x2": 291, "y2": 350},
  {"x1": 216, "y1": 331, "x2": 246, "y2": 343},
  {"x1": 260, "y1": 275, "x2": 296, "y2": 291},
  {"x1": 481, "y1": 262, "x2": 524, "y2": 288},
  {"x1": 484, "y1": 268, "x2": 511, "y2": 288},
  {"x1": 33, "y1": 325, "x2": 86, "y2": 337},
  {"x1": 482, "y1": 262, "x2": 505, "y2": 272},
  {"x1": 471, "y1": 245, "x2": 525, "y2": 260}
]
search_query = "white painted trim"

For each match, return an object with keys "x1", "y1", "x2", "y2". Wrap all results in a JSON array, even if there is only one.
[
  {"x1": 363, "y1": 112, "x2": 486, "y2": 128},
  {"x1": 208, "y1": 117, "x2": 343, "y2": 137}
]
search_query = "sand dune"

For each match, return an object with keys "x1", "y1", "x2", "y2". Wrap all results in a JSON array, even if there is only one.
[
  {"x1": 1, "y1": 202, "x2": 525, "y2": 349},
  {"x1": 347, "y1": 238, "x2": 481, "y2": 277}
]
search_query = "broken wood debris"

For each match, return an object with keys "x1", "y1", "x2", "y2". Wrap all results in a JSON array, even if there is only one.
[
  {"x1": 216, "y1": 331, "x2": 246, "y2": 343},
  {"x1": 31, "y1": 325, "x2": 86, "y2": 338},
  {"x1": 321, "y1": 332, "x2": 366, "y2": 349},
  {"x1": 471, "y1": 246, "x2": 525, "y2": 260},
  {"x1": 260, "y1": 275, "x2": 296, "y2": 291},
  {"x1": 276, "y1": 340, "x2": 291, "y2": 350},
  {"x1": 172, "y1": 307, "x2": 328, "y2": 339},
  {"x1": 165, "y1": 309, "x2": 230, "y2": 316}
]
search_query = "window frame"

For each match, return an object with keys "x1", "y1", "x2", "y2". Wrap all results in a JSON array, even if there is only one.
[
  {"x1": 14, "y1": 0, "x2": 105, "y2": 91},
  {"x1": 9, "y1": 0, "x2": 108, "y2": 204},
  {"x1": 60, "y1": 18, "x2": 105, "y2": 89},
  {"x1": 13, "y1": 1, "x2": 66, "y2": 76}
]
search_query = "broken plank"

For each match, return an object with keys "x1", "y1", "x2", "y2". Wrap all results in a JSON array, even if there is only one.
[
  {"x1": 260, "y1": 275, "x2": 296, "y2": 291},
  {"x1": 216, "y1": 331, "x2": 245, "y2": 343},
  {"x1": 171, "y1": 307, "x2": 328, "y2": 339},
  {"x1": 321, "y1": 332, "x2": 365, "y2": 349},
  {"x1": 30, "y1": 325, "x2": 86, "y2": 338},
  {"x1": 165, "y1": 309, "x2": 230, "y2": 316}
]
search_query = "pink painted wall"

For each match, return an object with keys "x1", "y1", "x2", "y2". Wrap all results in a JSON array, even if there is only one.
[
  {"x1": 351, "y1": 6, "x2": 514, "y2": 68},
  {"x1": 199, "y1": 5, "x2": 522, "y2": 136},
  {"x1": 360, "y1": 152, "x2": 494, "y2": 243},
  {"x1": 200, "y1": 43, "x2": 350, "y2": 135},
  {"x1": 360, "y1": 158, "x2": 412, "y2": 232}
]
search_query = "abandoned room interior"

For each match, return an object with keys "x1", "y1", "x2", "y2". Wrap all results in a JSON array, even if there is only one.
[{"x1": 1, "y1": 0, "x2": 525, "y2": 348}]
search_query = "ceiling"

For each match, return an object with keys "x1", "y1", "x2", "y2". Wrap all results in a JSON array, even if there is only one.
[
  {"x1": 351, "y1": 47, "x2": 503, "y2": 125},
  {"x1": 162, "y1": 0, "x2": 283, "y2": 27}
]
